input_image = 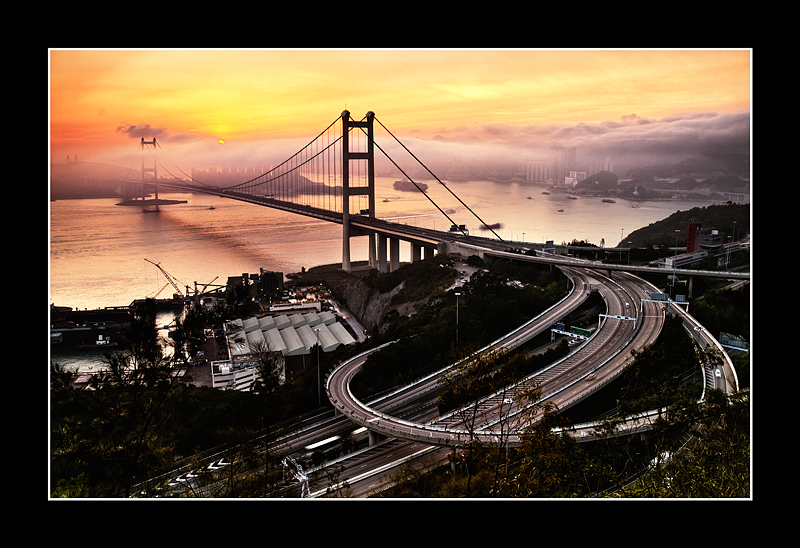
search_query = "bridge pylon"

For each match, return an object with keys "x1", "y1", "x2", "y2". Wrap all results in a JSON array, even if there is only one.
[
  {"x1": 341, "y1": 111, "x2": 376, "y2": 272},
  {"x1": 141, "y1": 137, "x2": 159, "y2": 211},
  {"x1": 116, "y1": 136, "x2": 186, "y2": 210}
]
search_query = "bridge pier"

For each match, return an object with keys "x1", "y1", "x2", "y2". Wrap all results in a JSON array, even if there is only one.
[
  {"x1": 369, "y1": 233, "x2": 377, "y2": 270},
  {"x1": 377, "y1": 234, "x2": 388, "y2": 273},
  {"x1": 390, "y1": 238, "x2": 400, "y2": 272},
  {"x1": 411, "y1": 243, "x2": 422, "y2": 262}
]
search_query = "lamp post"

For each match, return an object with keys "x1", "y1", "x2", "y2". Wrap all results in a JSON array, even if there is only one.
[
  {"x1": 672, "y1": 229, "x2": 680, "y2": 295},
  {"x1": 455, "y1": 291, "x2": 461, "y2": 346},
  {"x1": 314, "y1": 328, "x2": 321, "y2": 407}
]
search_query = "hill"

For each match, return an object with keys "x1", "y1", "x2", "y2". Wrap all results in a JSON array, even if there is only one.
[
  {"x1": 574, "y1": 170, "x2": 618, "y2": 190},
  {"x1": 50, "y1": 161, "x2": 141, "y2": 199},
  {"x1": 620, "y1": 203, "x2": 749, "y2": 248}
]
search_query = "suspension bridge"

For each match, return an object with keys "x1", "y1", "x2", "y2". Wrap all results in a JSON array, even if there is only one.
[
  {"x1": 117, "y1": 110, "x2": 749, "y2": 283},
  {"x1": 117, "y1": 110, "x2": 506, "y2": 274}
]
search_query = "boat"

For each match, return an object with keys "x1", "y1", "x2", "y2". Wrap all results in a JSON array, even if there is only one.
[
  {"x1": 480, "y1": 222, "x2": 503, "y2": 230},
  {"x1": 567, "y1": 196, "x2": 577, "y2": 200},
  {"x1": 542, "y1": 191, "x2": 550, "y2": 195},
  {"x1": 394, "y1": 179, "x2": 428, "y2": 193},
  {"x1": 557, "y1": 209, "x2": 564, "y2": 212},
  {"x1": 602, "y1": 198, "x2": 616, "y2": 203},
  {"x1": 631, "y1": 203, "x2": 640, "y2": 208}
]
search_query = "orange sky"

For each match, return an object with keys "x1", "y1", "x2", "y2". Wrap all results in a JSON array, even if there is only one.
[{"x1": 49, "y1": 49, "x2": 751, "y2": 167}]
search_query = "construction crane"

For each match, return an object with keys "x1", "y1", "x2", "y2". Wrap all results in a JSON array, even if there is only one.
[
  {"x1": 144, "y1": 258, "x2": 184, "y2": 298},
  {"x1": 195, "y1": 276, "x2": 219, "y2": 296}
]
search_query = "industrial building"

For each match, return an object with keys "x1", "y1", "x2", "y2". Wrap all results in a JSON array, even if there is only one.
[
  {"x1": 662, "y1": 222, "x2": 746, "y2": 269},
  {"x1": 211, "y1": 309, "x2": 356, "y2": 391}
]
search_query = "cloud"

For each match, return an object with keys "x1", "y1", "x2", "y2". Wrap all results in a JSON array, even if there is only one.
[
  {"x1": 100, "y1": 110, "x2": 750, "y2": 181},
  {"x1": 115, "y1": 123, "x2": 203, "y2": 145},
  {"x1": 419, "y1": 111, "x2": 750, "y2": 159}
]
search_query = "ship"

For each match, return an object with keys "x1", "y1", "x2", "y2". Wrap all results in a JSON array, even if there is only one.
[{"x1": 393, "y1": 179, "x2": 428, "y2": 193}]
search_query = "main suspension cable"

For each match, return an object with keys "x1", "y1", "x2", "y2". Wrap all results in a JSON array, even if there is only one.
[{"x1": 374, "y1": 116, "x2": 503, "y2": 241}]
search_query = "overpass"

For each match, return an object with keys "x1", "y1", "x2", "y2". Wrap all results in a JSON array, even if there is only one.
[
  {"x1": 123, "y1": 112, "x2": 747, "y2": 495},
  {"x1": 325, "y1": 255, "x2": 676, "y2": 449}
]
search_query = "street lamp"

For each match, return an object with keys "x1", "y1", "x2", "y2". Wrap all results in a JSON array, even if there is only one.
[
  {"x1": 672, "y1": 229, "x2": 680, "y2": 295},
  {"x1": 314, "y1": 328, "x2": 321, "y2": 407},
  {"x1": 455, "y1": 291, "x2": 461, "y2": 346}
]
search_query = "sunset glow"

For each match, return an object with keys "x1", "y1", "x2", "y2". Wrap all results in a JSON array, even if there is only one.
[{"x1": 49, "y1": 49, "x2": 751, "y2": 170}]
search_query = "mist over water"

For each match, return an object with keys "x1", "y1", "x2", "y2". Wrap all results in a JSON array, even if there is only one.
[
  {"x1": 49, "y1": 177, "x2": 719, "y2": 312},
  {"x1": 50, "y1": 178, "x2": 723, "y2": 370}
]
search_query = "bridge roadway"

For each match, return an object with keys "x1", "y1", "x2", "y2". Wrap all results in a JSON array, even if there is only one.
[
  {"x1": 153, "y1": 181, "x2": 750, "y2": 282},
  {"x1": 325, "y1": 264, "x2": 665, "y2": 451}
]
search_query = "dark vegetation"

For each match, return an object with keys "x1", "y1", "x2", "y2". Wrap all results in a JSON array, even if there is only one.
[
  {"x1": 620, "y1": 202, "x2": 749, "y2": 249},
  {"x1": 349, "y1": 257, "x2": 567, "y2": 400},
  {"x1": 50, "y1": 249, "x2": 750, "y2": 498},
  {"x1": 381, "y1": 308, "x2": 749, "y2": 498}
]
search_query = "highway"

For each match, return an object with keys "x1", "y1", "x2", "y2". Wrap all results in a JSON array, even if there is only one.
[
  {"x1": 306, "y1": 265, "x2": 664, "y2": 496},
  {"x1": 326, "y1": 266, "x2": 663, "y2": 447},
  {"x1": 132, "y1": 182, "x2": 744, "y2": 498},
  {"x1": 137, "y1": 261, "x2": 710, "y2": 497}
]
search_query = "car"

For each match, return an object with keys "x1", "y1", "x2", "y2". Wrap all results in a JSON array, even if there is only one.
[{"x1": 715, "y1": 369, "x2": 721, "y2": 378}]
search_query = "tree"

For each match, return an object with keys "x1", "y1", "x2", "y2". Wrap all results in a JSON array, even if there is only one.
[
  {"x1": 51, "y1": 299, "x2": 187, "y2": 498},
  {"x1": 168, "y1": 304, "x2": 209, "y2": 365},
  {"x1": 438, "y1": 346, "x2": 500, "y2": 497},
  {"x1": 606, "y1": 389, "x2": 750, "y2": 498}
]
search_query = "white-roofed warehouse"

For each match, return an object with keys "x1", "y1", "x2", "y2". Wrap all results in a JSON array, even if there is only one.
[{"x1": 223, "y1": 311, "x2": 356, "y2": 360}]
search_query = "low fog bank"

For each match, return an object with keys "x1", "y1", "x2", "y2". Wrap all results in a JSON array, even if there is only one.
[{"x1": 50, "y1": 111, "x2": 751, "y2": 197}]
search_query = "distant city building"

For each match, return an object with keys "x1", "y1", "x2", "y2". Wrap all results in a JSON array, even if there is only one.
[
  {"x1": 550, "y1": 146, "x2": 576, "y2": 185},
  {"x1": 570, "y1": 171, "x2": 587, "y2": 182},
  {"x1": 526, "y1": 161, "x2": 548, "y2": 183},
  {"x1": 448, "y1": 156, "x2": 471, "y2": 180}
]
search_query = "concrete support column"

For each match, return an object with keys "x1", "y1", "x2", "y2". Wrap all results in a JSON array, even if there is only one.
[
  {"x1": 369, "y1": 233, "x2": 377, "y2": 269},
  {"x1": 378, "y1": 234, "x2": 388, "y2": 273},
  {"x1": 368, "y1": 430, "x2": 378, "y2": 446},
  {"x1": 411, "y1": 243, "x2": 422, "y2": 263},
  {"x1": 390, "y1": 237, "x2": 400, "y2": 272}
]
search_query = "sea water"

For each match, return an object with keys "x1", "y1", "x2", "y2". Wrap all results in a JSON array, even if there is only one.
[{"x1": 48, "y1": 177, "x2": 718, "y2": 370}]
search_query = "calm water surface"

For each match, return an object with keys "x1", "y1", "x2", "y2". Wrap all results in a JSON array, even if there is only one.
[{"x1": 49, "y1": 177, "x2": 717, "y2": 369}]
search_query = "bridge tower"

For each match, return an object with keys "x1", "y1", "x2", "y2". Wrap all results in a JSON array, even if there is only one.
[
  {"x1": 116, "y1": 138, "x2": 186, "y2": 210},
  {"x1": 341, "y1": 111, "x2": 377, "y2": 272},
  {"x1": 141, "y1": 137, "x2": 159, "y2": 211}
]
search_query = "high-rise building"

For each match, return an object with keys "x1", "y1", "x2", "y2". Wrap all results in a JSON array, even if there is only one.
[
  {"x1": 551, "y1": 146, "x2": 576, "y2": 184},
  {"x1": 526, "y1": 160, "x2": 548, "y2": 183}
]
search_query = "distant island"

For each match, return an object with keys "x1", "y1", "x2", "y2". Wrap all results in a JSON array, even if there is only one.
[{"x1": 620, "y1": 202, "x2": 749, "y2": 248}]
